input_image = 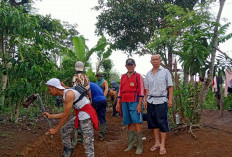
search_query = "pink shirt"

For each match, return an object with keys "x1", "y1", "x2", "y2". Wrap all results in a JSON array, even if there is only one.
[{"x1": 225, "y1": 69, "x2": 232, "y2": 97}]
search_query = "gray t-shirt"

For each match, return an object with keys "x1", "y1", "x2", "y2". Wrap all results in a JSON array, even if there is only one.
[{"x1": 145, "y1": 66, "x2": 173, "y2": 104}]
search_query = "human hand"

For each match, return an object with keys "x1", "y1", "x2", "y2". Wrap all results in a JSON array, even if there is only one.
[
  {"x1": 42, "y1": 112, "x2": 50, "y2": 119},
  {"x1": 60, "y1": 82, "x2": 66, "y2": 88},
  {"x1": 168, "y1": 99, "x2": 173, "y2": 108},
  {"x1": 116, "y1": 103, "x2": 120, "y2": 112},
  {"x1": 144, "y1": 100, "x2": 147, "y2": 109},
  {"x1": 49, "y1": 128, "x2": 58, "y2": 135},
  {"x1": 136, "y1": 105, "x2": 142, "y2": 113}
]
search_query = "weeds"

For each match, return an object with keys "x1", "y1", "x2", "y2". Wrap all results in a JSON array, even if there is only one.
[
  {"x1": 0, "y1": 132, "x2": 14, "y2": 138},
  {"x1": 173, "y1": 83, "x2": 201, "y2": 125}
]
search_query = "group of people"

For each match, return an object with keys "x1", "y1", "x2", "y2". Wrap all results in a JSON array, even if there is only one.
[{"x1": 43, "y1": 54, "x2": 173, "y2": 157}]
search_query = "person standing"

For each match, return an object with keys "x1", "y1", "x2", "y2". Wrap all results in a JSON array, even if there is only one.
[
  {"x1": 95, "y1": 72, "x2": 108, "y2": 97},
  {"x1": 116, "y1": 58, "x2": 145, "y2": 155},
  {"x1": 62, "y1": 61, "x2": 90, "y2": 96},
  {"x1": 90, "y1": 82, "x2": 107, "y2": 140},
  {"x1": 43, "y1": 78, "x2": 98, "y2": 157},
  {"x1": 61, "y1": 61, "x2": 91, "y2": 146},
  {"x1": 144, "y1": 54, "x2": 173, "y2": 155}
]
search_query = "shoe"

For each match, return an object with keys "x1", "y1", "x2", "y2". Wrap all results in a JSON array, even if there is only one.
[
  {"x1": 99, "y1": 124, "x2": 106, "y2": 140},
  {"x1": 124, "y1": 131, "x2": 136, "y2": 151},
  {"x1": 62, "y1": 146, "x2": 73, "y2": 157},
  {"x1": 135, "y1": 132, "x2": 143, "y2": 155}
]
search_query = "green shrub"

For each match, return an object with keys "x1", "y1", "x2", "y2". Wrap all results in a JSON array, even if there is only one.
[
  {"x1": 224, "y1": 93, "x2": 232, "y2": 110},
  {"x1": 203, "y1": 90, "x2": 217, "y2": 110},
  {"x1": 173, "y1": 83, "x2": 201, "y2": 125}
]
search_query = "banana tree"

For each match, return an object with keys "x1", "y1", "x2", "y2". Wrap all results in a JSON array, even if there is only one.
[
  {"x1": 95, "y1": 36, "x2": 113, "y2": 73},
  {"x1": 62, "y1": 35, "x2": 112, "y2": 72}
]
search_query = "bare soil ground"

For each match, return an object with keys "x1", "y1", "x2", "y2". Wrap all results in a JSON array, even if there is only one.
[{"x1": 1, "y1": 109, "x2": 232, "y2": 157}]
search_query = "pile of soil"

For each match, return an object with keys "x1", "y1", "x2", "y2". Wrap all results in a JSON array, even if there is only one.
[{"x1": 0, "y1": 109, "x2": 232, "y2": 157}]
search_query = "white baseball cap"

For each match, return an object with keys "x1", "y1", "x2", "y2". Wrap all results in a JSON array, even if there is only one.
[
  {"x1": 46, "y1": 78, "x2": 65, "y2": 90},
  {"x1": 75, "y1": 61, "x2": 84, "y2": 71}
]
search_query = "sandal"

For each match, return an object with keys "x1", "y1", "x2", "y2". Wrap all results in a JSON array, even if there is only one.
[
  {"x1": 159, "y1": 148, "x2": 166, "y2": 155},
  {"x1": 150, "y1": 145, "x2": 160, "y2": 152}
]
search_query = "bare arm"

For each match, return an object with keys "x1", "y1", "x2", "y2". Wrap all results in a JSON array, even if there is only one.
[
  {"x1": 103, "y1": 81, "x2": 109, "y2": 97},
  {"x1": 136, "y1": 74, "x2": 144, "y2": 112},
  {"x1": 168, "y1": 86, "x2": 173, "y2": 108},
  {"x1": 61, "y1": 82, "x2": 70, "y2": 89},
  {"x1": 136, "y1": 97, "x2": 144, "y2": 113},
  {"x1": 88, "y1": 90, "x2": 92, "y2": 101},
  {"x1": 116, "y1": 98, "x2": 121, "y2": 112},
  {"x1": 144, "y1": 89, "x2": 149, "y2": 109},
  {"x1": 43, "y1": 91, "x2": 74, "y2": 134}
]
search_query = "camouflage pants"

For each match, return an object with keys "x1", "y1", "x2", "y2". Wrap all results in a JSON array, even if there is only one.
[{"x1": 61, "y1": 117, "x2": 94, "y2": 157}]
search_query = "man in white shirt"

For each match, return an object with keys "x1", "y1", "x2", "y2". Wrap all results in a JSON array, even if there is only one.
[{"x1": 144, "y1": 54, "x2": 173, "y2": 156}]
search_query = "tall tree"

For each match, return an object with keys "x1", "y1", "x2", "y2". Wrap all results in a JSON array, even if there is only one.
[
  {"x1": 199, "y1": 0, "x2": 227, "y2": 109},
  {"x1": 149, "y1": 3, "x2": 213, "y2": 75},
  {"x1": 95, "y1": 0, "x2": 204, "y2": 52},
  {"x1": 95, "y1": 0, "x2": 204, "y2": 71},
  {"x1": 0, "y1": 1, "x2": 70, "y2": 121},
  {"x1": 0, "y1": 1, "x2": 35, "y2": 107}
]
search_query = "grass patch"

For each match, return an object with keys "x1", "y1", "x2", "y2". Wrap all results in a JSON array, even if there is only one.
[{"x1": 0, "y1": 132, "x2": 14, "y2": 138}]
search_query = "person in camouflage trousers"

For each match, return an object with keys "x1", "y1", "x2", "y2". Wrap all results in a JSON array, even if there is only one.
[
  {"x1": 61, "y1": 117, "x2": 94, "y2": 157},
  {"x1": 43, "y1": 78, "x2": 98, "y2": 157},
  {"x1": 61, "y1": 61, "x2": 92, "y2": 146}
]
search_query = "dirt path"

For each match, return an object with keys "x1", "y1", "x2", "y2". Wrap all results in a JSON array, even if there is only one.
[{"x1": 1, "y1": 109, "x2": 232, "y2": 157}]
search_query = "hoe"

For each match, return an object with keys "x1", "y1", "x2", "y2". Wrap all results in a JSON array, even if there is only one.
[{"x1": 22, "y1": 93, "x2": 53, "y2": 137}]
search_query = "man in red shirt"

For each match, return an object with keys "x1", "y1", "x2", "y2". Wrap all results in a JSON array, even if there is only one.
[{"x1": 116, "y1": 58, "x2": 145, "y2": 155}]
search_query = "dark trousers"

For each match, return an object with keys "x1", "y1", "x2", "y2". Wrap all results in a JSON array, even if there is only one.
[
  {"x1": 147, "y1": 102, "x2": 170, "y2": 132},
  {"x1": 92, "y1": 100, "x2": 107, "y2": 124},
  {"x1": 112, "y1": 100, "x2": 118, "y2": 116}
]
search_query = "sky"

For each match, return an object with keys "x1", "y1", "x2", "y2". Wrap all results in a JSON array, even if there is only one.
[{"x1": 33, "y1": 0, "x2": 232, "y2": 76}]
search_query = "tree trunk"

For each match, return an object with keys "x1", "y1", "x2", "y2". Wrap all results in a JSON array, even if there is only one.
[
  {"x1": 173, "y1": 59, "x2": 178, "y2": 124},
  {"x1": 0, "y1": 34, "x2": 7, "y2": 107},
  {"x1": 167, "y1": 47, "x2": 173, "y2": 73},
  {"x1": 14, "y1": 98, "x2": 22, "y2": 123},
  {"x1": 0, "y1": 75, "x2": 8, "y2": 107},
  {"x1": 199, "y1": 0, "x2": 226, "y2": 108},
  {"x1": 219, "y1": 84, "x2": 224, "y2": 117},
  {"x1": 190, "y1": 74, "x2": 194, "y2": 85},
  {"x1": 183, "y1": 66, "x2": 189, "y2": 86}
]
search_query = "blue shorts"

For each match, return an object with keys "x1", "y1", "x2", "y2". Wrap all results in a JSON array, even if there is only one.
[
  {"x1": 147, "y1": 102, "x2": 170, "y2": 132},
  {"x1": 122, "y1": 102, "x2": 143, "y2": 125}
]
